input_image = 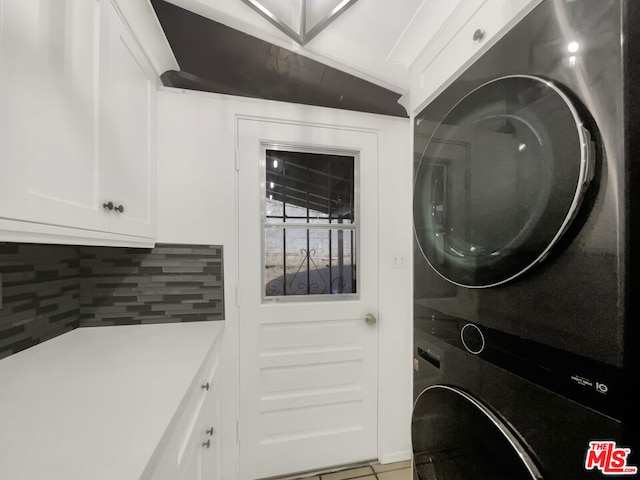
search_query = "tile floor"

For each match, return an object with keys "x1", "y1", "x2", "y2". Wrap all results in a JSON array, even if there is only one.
[{"x1": 270, "y1": 460, "x2": 411, "y2": 480}]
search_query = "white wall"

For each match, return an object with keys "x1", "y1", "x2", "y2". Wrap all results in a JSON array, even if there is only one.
[{"x1": 157, "y1": 88, "x2": 412, "y2": 478}]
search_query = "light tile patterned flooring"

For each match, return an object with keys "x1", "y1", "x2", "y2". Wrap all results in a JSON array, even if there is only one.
[{"x1": 270, "y1": 460, "x2": 411, "y2": 480}]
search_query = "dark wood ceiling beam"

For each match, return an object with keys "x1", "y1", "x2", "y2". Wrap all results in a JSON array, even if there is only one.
[{"x1": 151, "y1": 0, "x2": 407, "y2": 117}]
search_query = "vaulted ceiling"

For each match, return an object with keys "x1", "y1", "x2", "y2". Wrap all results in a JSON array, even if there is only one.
[{"x1": 151, "y1": 0, "x2": 463, "y2": 117}]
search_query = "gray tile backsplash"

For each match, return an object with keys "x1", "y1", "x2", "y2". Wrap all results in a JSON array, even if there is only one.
[
  {"x1": 0, "y1": 243, "x2": 224, "y2": 359},
  {"x1": 0, "y1": 244, "x2": 81, "y2": 360},
  {"x1": 79, "y1": 245, "x2": 224, "y2": 326}
]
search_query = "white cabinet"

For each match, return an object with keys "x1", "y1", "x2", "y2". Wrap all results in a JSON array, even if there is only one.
[
  {"x1": 408, "y1": 0, "x2": 542, "y2": 115},
  {"x1": 100, "y1": 0, "x2": 157, "y2": 239},
  {"x1": 0, "y1": 0, "x2": 157, "y2": 246},
  {"x1": 0, "y1": 323, "x2": 225, "y2": 480},
  {"x1": 180, "y1": 379, "x2": 221, "y2": 480},
  {"x1": 0, "y1": 0, "x2": 106, "y2": 232},
  {"x1": 147, "y1": 340, "x2": 222, "y2": 480}
]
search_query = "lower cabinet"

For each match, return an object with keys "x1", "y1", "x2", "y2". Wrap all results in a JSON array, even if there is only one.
[
  {"x1": 0, "y1": 323, "x2": 225, "y2": 480},
  {"x1": 147, "y1": 343, "x2": 221, "y2": 480},
  {"x1": 180, "y1": 380, "x2": 221, "y2": 480}
]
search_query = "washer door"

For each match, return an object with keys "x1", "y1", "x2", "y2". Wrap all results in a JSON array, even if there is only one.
[
  {"x1": 412, "y1": 385, "x2": 543, "y2": 480},
  {"x1": 413, "y1": 75, "x2": 594, "y2": 288}
]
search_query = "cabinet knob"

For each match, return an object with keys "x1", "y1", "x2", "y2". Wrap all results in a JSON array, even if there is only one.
[
  {"x1": 114, "y1": 204, "x2": 124, "y2": 213},
  {"x1": 103, "y1": 201, "x2": 114, "y2": 211},
  {"x1": 201, "y1": 382, "x2": 210, "y2": 391},
  {"x1": 202, "y1": 439, "x2": 211, "y2": 449},
  {"x1": 473, "y1": 29, "x2": 485, "y2": 42},
  {"x1": 206, "y1": 427, "x2": 215, "y2": 436}
]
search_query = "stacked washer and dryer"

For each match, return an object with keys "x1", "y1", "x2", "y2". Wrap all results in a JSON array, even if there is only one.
[{"x1": 412, "y1": 1, "x2": 640, "y2": 478}]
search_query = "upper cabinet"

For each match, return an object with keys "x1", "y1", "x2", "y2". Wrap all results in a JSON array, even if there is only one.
[
  {"x1": 100, "y1": 0, "x2": 157, "y2": 239},
  {"x1": 0, "y1": 0, "x2": 106, "y2": 233},
  {"x1": 0, "y1": 0, "x2": 164, "y2": 247},
  {"x1": 408, "y1": 0, "x2": 542, "y2": 115}
]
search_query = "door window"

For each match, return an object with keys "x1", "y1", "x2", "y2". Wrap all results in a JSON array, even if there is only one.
[{"x1": 264, "y1": 148, "x2": 357, "y2": 298}]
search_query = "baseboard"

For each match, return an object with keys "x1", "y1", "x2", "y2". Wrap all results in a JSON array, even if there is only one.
[{"x1": 378, "y1": 450, "x2": 412, "y2": 465}]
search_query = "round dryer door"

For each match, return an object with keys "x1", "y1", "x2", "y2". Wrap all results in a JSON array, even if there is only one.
[
  {"x1": 413, "y1": 75, "x2": 594, "y2": 287},
  {"x1": 412, "y1": 385, "x2": 543, "y2": 480}
]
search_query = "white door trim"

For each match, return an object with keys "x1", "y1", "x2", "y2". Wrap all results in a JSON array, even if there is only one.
[{"x1": 236, "y1": 116, "x2": 381, "y2": 479}]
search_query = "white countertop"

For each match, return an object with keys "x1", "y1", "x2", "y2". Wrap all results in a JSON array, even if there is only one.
[{"x1": 0, "y1": 322, "x2": 224, "y2": 480}]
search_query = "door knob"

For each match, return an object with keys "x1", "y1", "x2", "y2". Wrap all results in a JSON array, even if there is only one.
[{"x1": 365, "y1": 313, "x2": 377, "y2": 325}]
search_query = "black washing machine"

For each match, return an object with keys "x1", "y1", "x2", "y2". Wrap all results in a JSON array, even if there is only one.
[{"x1": 412, "y1": 0, "x2": 640, "y2": 478}]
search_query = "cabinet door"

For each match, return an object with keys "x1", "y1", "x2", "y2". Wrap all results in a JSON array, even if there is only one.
[
  {"x1": 100, "y1": 0, "x2": 156, "y2": 239},
  {"x1": 0, "y1": 0, "x2": 108, "y2": 231},
  {"x1": 199, "y1": 380, "x2": 220, "y2": 480},
  {"x1": 179, "y1": 378, "x2": 220, "y2": 480},
  {"x1": 180, "y1": 446, "x2": 203, "y2": 480},
  {"x1": 180, "y1": 390, "x2": 220, "y2": 480},
  {"x1": 409, "y1": 0, "x2": 542, "y2": 114}
]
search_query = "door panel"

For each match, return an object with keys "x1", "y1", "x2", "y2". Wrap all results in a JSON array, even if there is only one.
[{"x1": 238, "y1": 118, "x2": 379, "y2": 479}]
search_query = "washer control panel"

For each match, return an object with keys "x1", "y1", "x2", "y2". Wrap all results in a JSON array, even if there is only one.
[{"x1": 415, "y1": 308, "x2": 624, "y2": 420}]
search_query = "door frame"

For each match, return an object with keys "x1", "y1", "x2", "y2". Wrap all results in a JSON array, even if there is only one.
[{"x1": 236, "y1": 116, "x2": 380, "y2": 479}]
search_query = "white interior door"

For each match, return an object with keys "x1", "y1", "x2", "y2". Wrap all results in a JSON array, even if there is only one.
[{"x1": 238, "y1": 118, "x2": 379, "y2": 480}]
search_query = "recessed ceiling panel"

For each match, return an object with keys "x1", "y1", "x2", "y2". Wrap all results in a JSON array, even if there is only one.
[
  {"x1": 252, "y1": 0, "x2": 302, "y2": 35},
  {"x1": 306, "y1": 0, "x2": 346, "y2": 32},
  {"x1": 241, "y1": 0, "x2": 359, "y2": 45}
]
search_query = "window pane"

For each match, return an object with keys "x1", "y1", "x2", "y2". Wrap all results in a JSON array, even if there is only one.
[
  {"x1": 265, "y1": 150, "x2": 355, "y2": 224},
  {"x1": 264, "y1": 226, "x2": 356, "y2": 297}
]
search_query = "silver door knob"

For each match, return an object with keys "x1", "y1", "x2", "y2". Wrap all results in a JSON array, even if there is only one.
[{"x1": 365, "y1": 313, "x2": 377, "y2": 325}]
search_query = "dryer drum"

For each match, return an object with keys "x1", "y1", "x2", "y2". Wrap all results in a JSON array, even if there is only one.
[
  {"x1": 413, "y1": 75, "x2": 594, "y2": 288},
  {"x1": 412, "y1": 385, "x2": 543, "y2": 480}
]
